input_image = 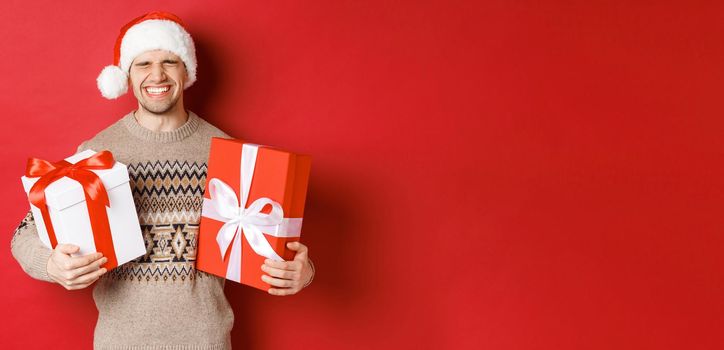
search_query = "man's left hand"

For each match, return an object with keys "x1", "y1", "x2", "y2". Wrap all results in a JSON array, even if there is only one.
[{"x1": 261, "y1": 241, "x2": 314, "y2": 296}]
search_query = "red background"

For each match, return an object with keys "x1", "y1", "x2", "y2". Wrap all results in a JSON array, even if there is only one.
[{"x1": 1, "y1": 1, "x2": 723, "y2": 349}]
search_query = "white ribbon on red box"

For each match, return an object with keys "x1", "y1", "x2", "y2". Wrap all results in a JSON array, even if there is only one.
[{"x1": 201, "y1": 143, "x2": 303, "y2": 282}]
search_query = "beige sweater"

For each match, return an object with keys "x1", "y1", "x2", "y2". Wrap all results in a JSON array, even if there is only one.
[{"x1": 11, "y1": 111, "x2": 234, "y2": 350}]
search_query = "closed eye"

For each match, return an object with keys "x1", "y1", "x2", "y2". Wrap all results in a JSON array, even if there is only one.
[{"x1": 134, "y1": 60, "x2": 177, "y2": 67}]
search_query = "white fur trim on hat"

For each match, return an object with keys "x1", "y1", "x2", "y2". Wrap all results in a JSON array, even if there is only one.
[{"x1": 97, "y1": 65, "x2": 128, "y2": 99}]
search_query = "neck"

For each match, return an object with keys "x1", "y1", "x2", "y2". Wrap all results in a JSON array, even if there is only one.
[{"x1": 134, "y1": 103, "x2": 189, "y2": 132}]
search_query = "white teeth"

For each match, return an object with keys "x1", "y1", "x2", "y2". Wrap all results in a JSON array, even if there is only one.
[{"x1": 145, "y1": 86, "x2": 169, "y2": 94}]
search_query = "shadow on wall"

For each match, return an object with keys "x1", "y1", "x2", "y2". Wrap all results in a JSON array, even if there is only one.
[
  {"x1": 226, "y1": 166, "x2": 375, "y2": 348},
  {"x1": 184, "y1": 31, "x2": 220, "y2": 120},
  {"x1": 184, "y1": 30, "x2": 248, "y2": 131}
]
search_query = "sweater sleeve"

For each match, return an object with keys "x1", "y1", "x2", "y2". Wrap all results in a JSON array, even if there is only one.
[
  {"x1": 10, "y1": 210, "x2": 53, "y2": 282},
  {"x1": 10, "y1": 142, "x2": 89, "y2": 283}
]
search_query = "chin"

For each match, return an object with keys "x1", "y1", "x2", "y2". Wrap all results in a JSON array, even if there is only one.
[{"x1": 143, "y1": 100, "x2": 179, "y2": 114}]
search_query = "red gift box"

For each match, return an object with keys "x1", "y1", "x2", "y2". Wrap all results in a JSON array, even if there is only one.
[{"x1": 197, "y1": 138, "x2": 311, "y2": 291}]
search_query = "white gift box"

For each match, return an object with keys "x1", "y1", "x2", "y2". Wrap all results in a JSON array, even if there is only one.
[{"x1": 21, "y1": 150, "x2": 145, "y2": 269}]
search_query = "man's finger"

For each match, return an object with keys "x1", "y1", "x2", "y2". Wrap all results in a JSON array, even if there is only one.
[
  {"x1": 286, "y1": 241, "x2": 307, "y2": 253},
  {"x1": 56, "y1": 244, "x2": 80, "y2": 255},
  {"x1": 293, "y1": 250, "x2": 308, "y2": 261},
  {"x1": 66, "y1": 252, "x2": 104, "y2": 270},
  {"x1": 70, "y1": 257, "x2": 108, "y2": 277},
  {"x1": 261, "y1": 264, "x2": 297, "y2": 280},
  {"x1": 268, "y1": 287, "x2": 296, "y2": 296},
  {"x1": 261, "y1": 274, "x2": 293, "y2": 288},
  {"x1": 263, "y1": 259, "x2": 295, "y2": 270},
  {"x1": 74, "y1": 267, "x2": 107, "y2": 285},
  {"x1": 68, "y1": 278, "x2": 98, "y2": 291}
]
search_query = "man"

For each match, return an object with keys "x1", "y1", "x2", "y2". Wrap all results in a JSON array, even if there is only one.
[{"x1": 10, "y1": 11, "x2": 315, "y2": 349}]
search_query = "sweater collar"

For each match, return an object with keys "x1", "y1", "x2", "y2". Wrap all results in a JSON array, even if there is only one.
[{"x1": 122, "y1": 110, "x2": 200, "y2": 143}]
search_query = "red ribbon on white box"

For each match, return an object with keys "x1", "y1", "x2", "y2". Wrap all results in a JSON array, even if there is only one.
[{"x1": 201, "y1": 143, "x2": 303, "y2": 282}]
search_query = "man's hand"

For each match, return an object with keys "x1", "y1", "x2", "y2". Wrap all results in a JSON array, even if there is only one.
[
  {"x1": 260, "y1": 241, "x2": 315, "y2": 296},
  {"x1": 47, "y1": 244, "x2": 108, "y2": 290}
]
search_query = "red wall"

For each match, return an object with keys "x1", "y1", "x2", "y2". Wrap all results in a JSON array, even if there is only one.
[{"x1": 1, "y1": 1, "x2": 723, "y2": 349}]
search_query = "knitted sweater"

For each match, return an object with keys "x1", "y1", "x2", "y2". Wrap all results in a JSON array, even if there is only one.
[{"x1": 11, "y1": 111, "x2": 234, "y2": 350}]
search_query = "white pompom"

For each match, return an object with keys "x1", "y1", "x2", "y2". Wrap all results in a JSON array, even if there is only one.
[{"x1": 96, "y1": 65, "x2": 128, "y2": 99}]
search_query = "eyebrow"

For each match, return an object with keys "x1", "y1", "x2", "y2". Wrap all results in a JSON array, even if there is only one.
[{"x1": 134, "y1": 59, "x2": 179, "y2": 66}]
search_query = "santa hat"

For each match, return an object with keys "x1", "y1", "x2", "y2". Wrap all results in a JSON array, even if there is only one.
[{"x1": 96, "y1": 11, "x2": 197, "y2": 99}]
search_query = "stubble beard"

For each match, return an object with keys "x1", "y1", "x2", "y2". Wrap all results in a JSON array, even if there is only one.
[{"x1": 140, "y1": 93, "x2": 179, "y2": 114}]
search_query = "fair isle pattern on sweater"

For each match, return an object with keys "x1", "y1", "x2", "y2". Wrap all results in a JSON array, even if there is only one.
[{"x1": 108, "y1": 160, "x2": 208, "y2": 283}]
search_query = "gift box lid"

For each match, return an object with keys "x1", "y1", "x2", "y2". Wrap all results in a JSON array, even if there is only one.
[{"x1": 21, "y1": 149, "x2": 131, "y2": 210}]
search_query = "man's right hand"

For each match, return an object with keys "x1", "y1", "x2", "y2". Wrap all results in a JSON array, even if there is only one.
[{"x1": 47, "y1": 244, "x2": 108, "y2": 290}]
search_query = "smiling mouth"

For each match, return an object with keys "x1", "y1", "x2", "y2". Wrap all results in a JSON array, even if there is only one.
[{"x1": 144, "y1": 86, "x2": 171, "y2": 97}]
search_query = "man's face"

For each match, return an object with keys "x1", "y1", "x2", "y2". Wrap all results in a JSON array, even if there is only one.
[{"x1": 128, "y1": 50, "x2": 187, "y2": 114}]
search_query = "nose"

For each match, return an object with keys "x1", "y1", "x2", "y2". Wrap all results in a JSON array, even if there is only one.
[{"x1": 148, "y1": 63, "x2": 167, "y2": 82}]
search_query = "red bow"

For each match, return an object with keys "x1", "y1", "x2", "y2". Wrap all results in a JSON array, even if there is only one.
[{"x1": 26, "y1": 151, "x2": 118, "y2": 268}]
